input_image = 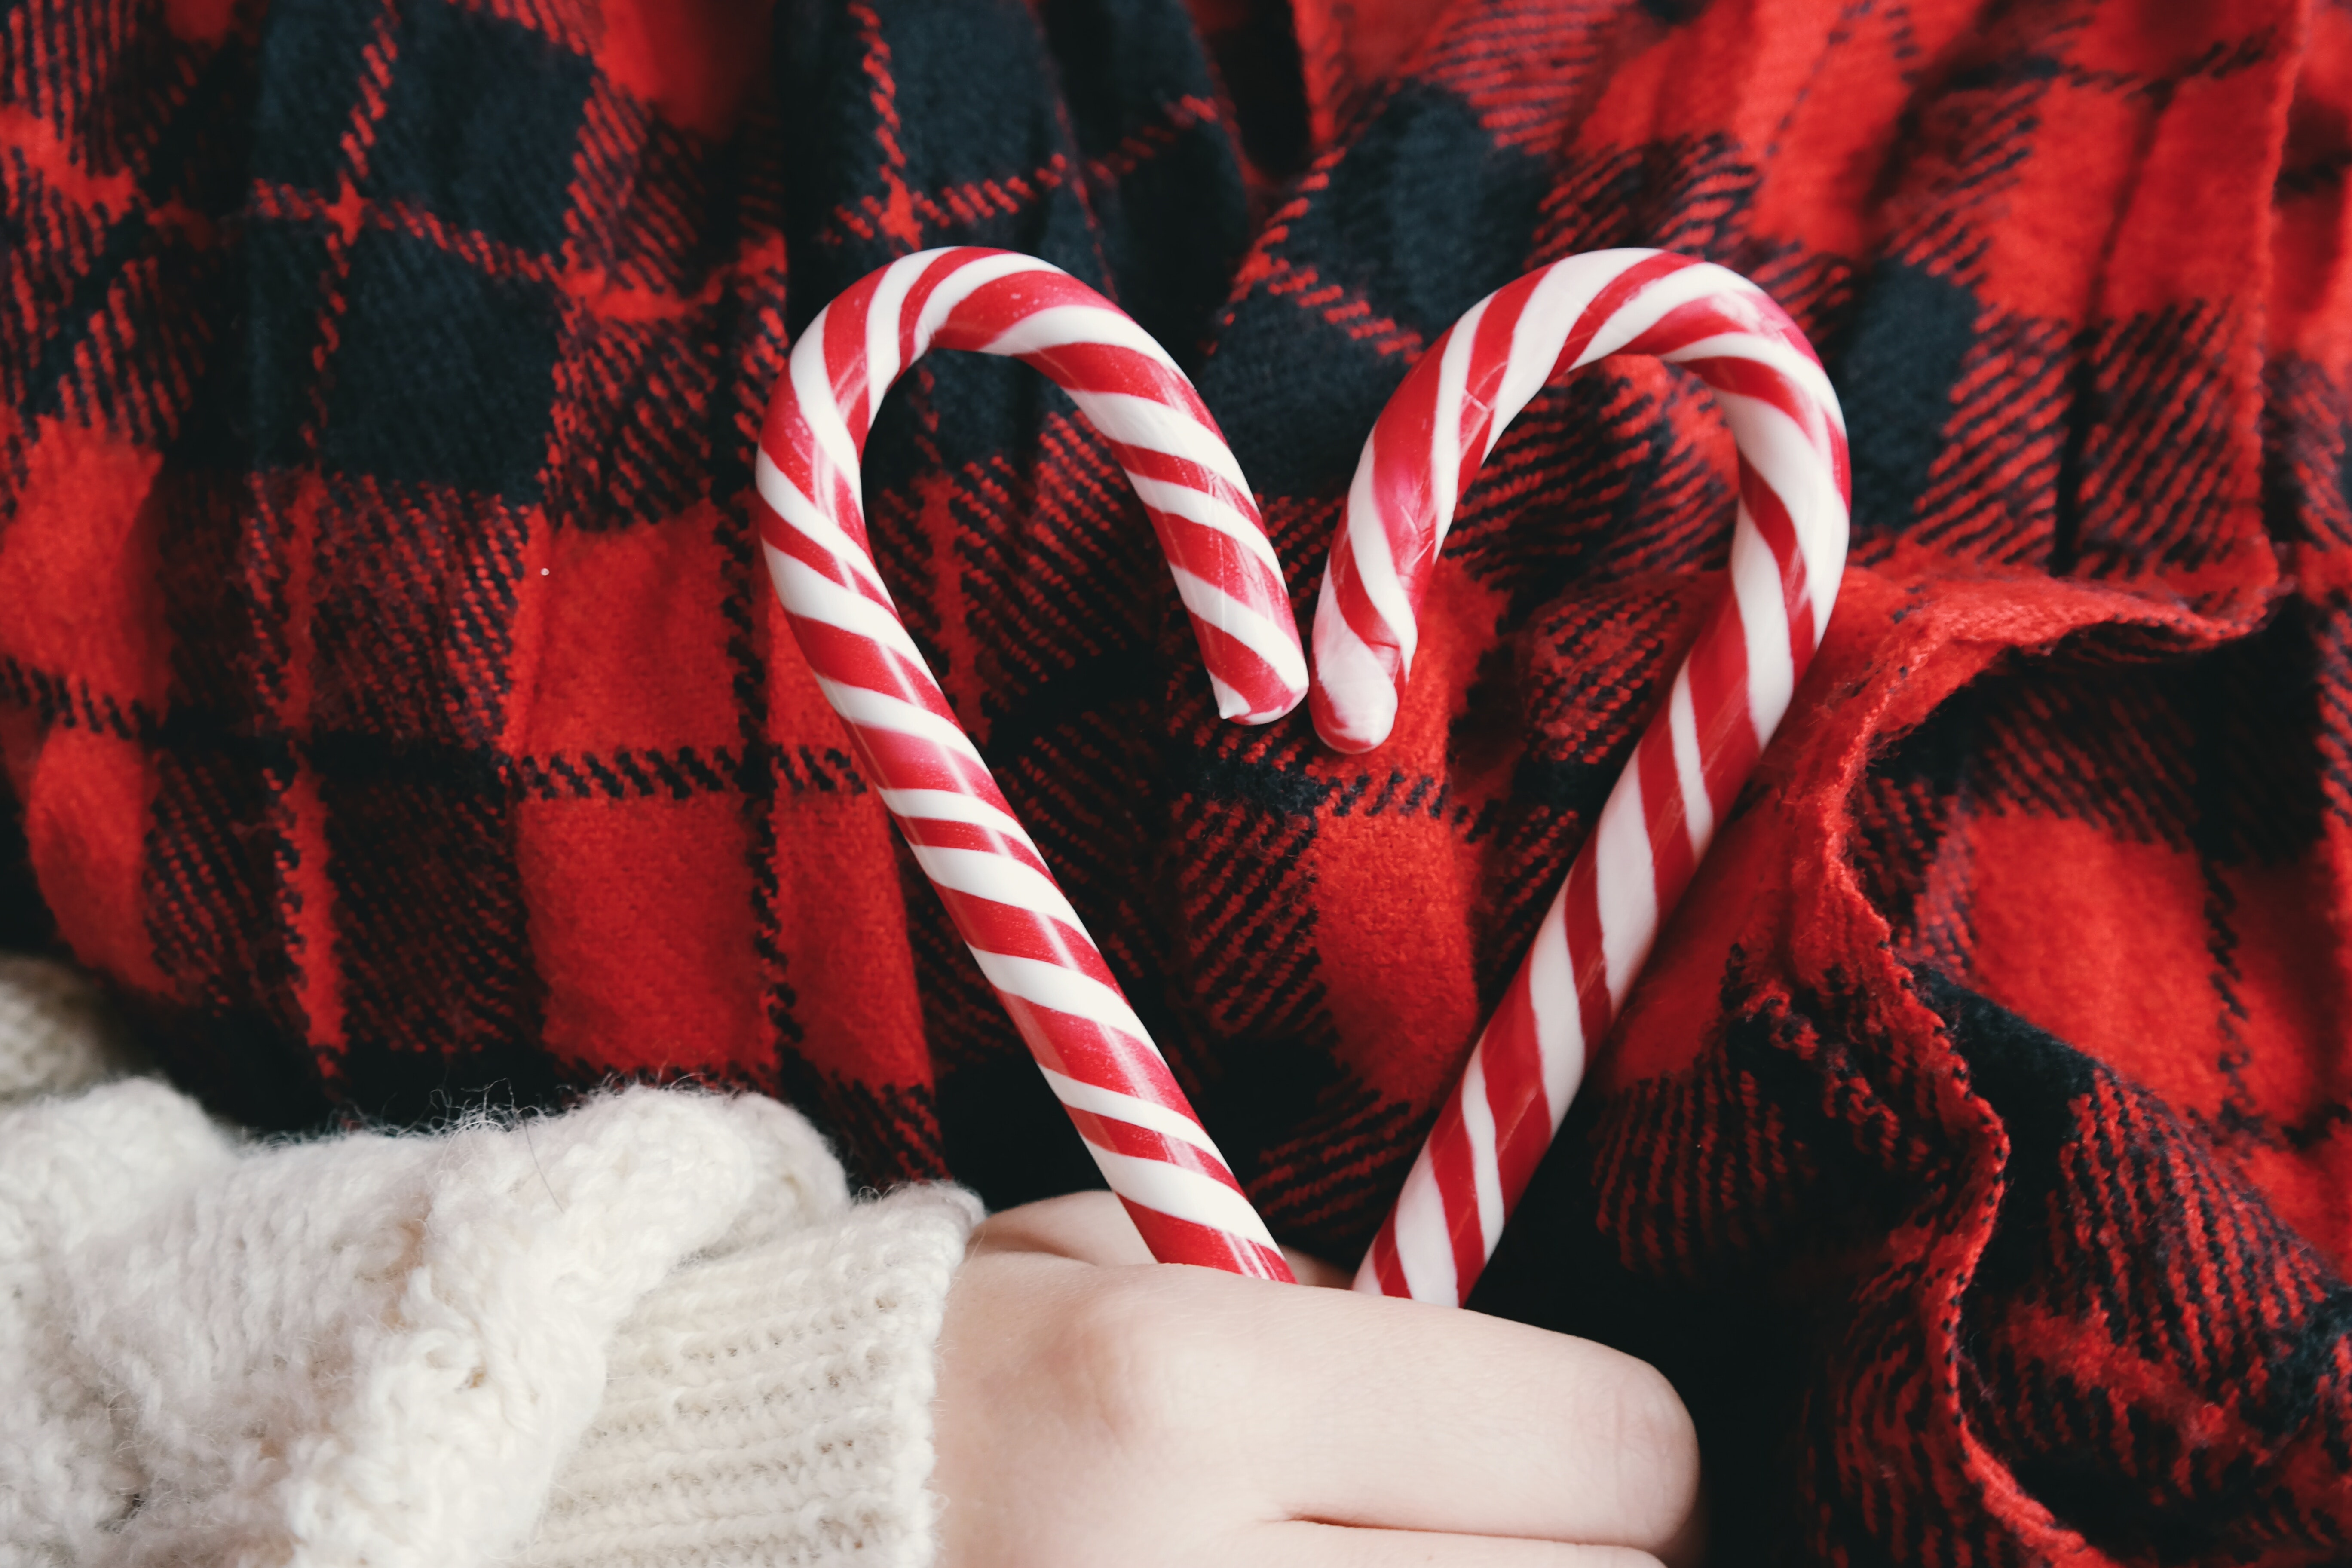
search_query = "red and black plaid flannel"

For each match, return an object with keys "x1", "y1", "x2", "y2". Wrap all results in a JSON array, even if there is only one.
[{"x1": 4, "y1": 0, "x2": 2348, "y2": 1558}]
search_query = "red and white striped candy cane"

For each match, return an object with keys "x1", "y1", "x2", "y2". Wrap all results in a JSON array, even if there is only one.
[
  {"x1": 1322, "y1": 250, "x2": 1850, "y2": 1304},
  {"x1": 756, "y1": 247, "x2": 1306, "y2": 1280}
]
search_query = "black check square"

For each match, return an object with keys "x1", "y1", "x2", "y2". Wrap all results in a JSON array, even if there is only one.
[
  {"x1": 248, "y1": 0, "x2": 376, "y2": 193},
  {"x1": 365, "y1": 0, "x2": 594, "y2": 256},
  {"x1": 319, "y1": 225, "x2": 560, "y2": 499}
]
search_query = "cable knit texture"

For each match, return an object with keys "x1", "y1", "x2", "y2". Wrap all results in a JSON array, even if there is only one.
[{"x1": 0, "y1": 960, "x2": 980, "y2": 1568}]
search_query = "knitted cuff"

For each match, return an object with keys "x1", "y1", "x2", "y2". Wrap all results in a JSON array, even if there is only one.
[{"x1": 527, "y1": 1182, "x2": 984, "y2": 1568}]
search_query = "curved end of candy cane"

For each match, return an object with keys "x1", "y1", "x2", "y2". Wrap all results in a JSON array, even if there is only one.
[
  {"x1": 1308, "y1": 679, "x2": 1396, "y2": 753},
  {"x1": 1195, "y1": 618, "x2": 1308, "y2": 724},
  {"x1": 1230, "y1": 695, "x2": 1308, "y2": 726},
  {"x1": 1308, "y1": 573, "x2": 1403, "y2": 752},
  {"x1": 1215, "y1": 676, "x2": 1306, "y2": 726}
]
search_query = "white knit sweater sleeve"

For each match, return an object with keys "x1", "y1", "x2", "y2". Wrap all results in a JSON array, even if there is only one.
[{"x1": 0, "y1": 957, "x2": 982, "y2": 1568}]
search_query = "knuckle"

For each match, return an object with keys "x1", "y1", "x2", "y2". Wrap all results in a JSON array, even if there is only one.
[{"x1": 1052, "y1": 1272, "x2": 1216, "y2": 1450}]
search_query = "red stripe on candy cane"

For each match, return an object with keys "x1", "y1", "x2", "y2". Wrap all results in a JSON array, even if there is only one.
[
  {"x1": 756, "y1": 248, "x2": 1305, "y2": 1280},
  {"x1": 1317, "y1": 250, "x2": 1851, "y2": 1304}
]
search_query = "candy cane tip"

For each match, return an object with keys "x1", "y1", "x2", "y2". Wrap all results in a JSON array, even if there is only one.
[
  {"x1": 1227, "y1": 690, "x2": 1307, "y2": 726},
  {"x1": 1308, "y1": 679, "x2": 1396, "y2": 754}
]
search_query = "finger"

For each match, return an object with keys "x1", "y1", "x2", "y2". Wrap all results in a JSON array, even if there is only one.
[
  {"x1": 1240, "y1": 1522, "x2": 1666, "y2": 1568},
  {"x1": 1224, "y1": 1286, "x2": 1702, "y2": 1553},
  {"x1": 968, "y1": 1190, "x2": 1155, "y2": 1266},
  {"x1": 968, "y1": 1190, "x2": 1351, "y2": 1283}
]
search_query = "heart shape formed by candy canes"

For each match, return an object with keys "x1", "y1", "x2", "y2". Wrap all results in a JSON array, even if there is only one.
[
  {"x1": 753, "y1": 247, "x2": 1306, "y2": 1280},
  {"x1": 1320, "y1": 250, "x2": 1852, "y2": 1304},
  {"x1": 757, "y1": 245, "x2": 1847, "y2": 1297}
]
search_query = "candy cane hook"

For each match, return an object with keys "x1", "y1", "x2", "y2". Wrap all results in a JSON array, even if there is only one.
[
  {"x1": 756, "y1": 247, "x2": 1306, "y2": 1279},
  {"x1": 1322, "y1": 250, "x2": 1851, "y2": 1304}
]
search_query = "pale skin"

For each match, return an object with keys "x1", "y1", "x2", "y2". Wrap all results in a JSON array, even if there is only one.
[{"x1": 934, "y1": 1192, "x2": 1706, "y2": 1568}]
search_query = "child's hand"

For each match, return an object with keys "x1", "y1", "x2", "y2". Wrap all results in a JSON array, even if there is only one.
[{"x1": 934, "y1": 1191, "x2": 1703, "y2": 1567}]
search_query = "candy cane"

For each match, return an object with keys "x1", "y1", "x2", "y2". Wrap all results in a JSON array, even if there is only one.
[
  {"x1": 756, "y1": 247, "x2": 1307, "y2": 1280},
  {"x1": 1322, "y1": 250, "x2": 1851, "y2": 1304}
]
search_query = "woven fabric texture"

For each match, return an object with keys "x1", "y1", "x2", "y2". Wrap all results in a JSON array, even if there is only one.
[{"x1": 3, "y1": 0, "x2": 2349, "y2": 1559}]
